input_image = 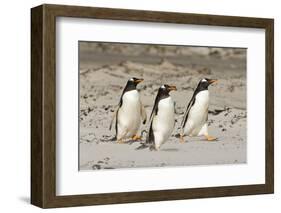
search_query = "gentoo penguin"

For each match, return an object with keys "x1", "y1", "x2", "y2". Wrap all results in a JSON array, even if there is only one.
[
  {"x1": 142, "y1": 84, "x2": 177, "y2": 151},
  {"x1": 180, "y1": 78, "x2": 217, "y2": 143},
  {"x1": 109, "y1": 77, "x2": 147, "y2": 143}
]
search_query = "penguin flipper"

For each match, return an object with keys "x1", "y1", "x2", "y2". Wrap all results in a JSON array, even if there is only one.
[
  {"x1": 140, "y1": 102, "x2": 147, "y2": 124},
  {"x1": 146, "y1": 119, "x2": 156, "y2": 148},
  {"x1": 109, "y1": 106, "x2": 119, "y2": 130},
  {"x1": 181, "y1": 96, "x2": 195, "y2": 129}
]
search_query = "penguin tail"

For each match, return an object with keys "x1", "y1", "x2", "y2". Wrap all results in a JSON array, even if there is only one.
[
  {"x1": 135, "y1": 142, "x2": 156, "y2": 151},
  {"x1": 149, "y1": 145, "x2": 157, "y2": 151},
  {"x1": 174, "y1": 133, "x2": 181, "y2": 138},
  {"x1": 135, "y1": 143, "x2": 150, "y2": 150},
  {"x1": 110, "y1": 136, "x2": 117, "y2": 141},
  {"x1": 140, "y1": 130, "x2": 147, "y2": 138},
  {"x1": 135, "y1": 130, "x2": 150, "y2": 150}
]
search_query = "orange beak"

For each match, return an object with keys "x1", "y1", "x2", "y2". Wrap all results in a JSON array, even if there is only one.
[
  {"x1": 168, "y1": 85, "x2": 177, "y2": 91},
  {"x1": 207, "y1": 79, "x2": 218, "y2": 84},
  {"x1": 134, "y1": 78, "x2": 144, "y2": 84}
]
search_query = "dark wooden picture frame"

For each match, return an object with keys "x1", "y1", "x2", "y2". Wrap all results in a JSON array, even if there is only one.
[{"x1": 31, "y1": 4, "x2": 274, "y2": 208}]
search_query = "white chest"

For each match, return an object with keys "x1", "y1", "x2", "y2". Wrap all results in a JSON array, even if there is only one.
[
  {"x1": 158, "y1": 97, "x2": 174, "y2": 115},
  {"x1": 121, "y1": 90, "x2": 140, "y2": 109},
  {"x1": 152, "y1": 97, "x2": 175, "y2": 148},
  {"x1": 153, "y1": 97, "x2": 175, "y2": 131},
  {"x1": 192, "y1": 90, "x2": 209, "y2": 114},
  {"x1": 116, "y1": 90, "x2": 142, "y2": 138}
]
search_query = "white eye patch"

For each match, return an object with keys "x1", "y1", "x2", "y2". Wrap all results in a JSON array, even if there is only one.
[
  {"x1": 161, "y1": 85, "x2": 166, "y2": 89},
  {"x1": 130, "y1": 78, "x2": 134, "y2": 81},
  {"x1": 201, "y1": 79, "x2": 207, "y2": 82}
]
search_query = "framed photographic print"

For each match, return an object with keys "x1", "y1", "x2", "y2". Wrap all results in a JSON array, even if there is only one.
[{"x1": 31, "y1": 4, "x2": 274, "y2": 208}]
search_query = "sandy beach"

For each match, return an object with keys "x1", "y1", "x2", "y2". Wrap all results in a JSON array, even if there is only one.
[{"x1": 79, "y1": 43, "x2": 247, "y2": 170}]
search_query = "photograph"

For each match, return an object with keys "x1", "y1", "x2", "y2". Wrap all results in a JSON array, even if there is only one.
[
  {"x1": 30, "y1": 3, "x2": 274, "y2": 208},
  {"x1": 79, "y1": 42, "x2": 247, "y2": 170}
]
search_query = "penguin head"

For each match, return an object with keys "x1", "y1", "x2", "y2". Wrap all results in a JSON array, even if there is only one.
[
  {"x1": 124, "y1": 77, "x2": 144, "y2": 91},
  {"x1": 128, "y1": 77, "x2": 144, "y2": 85},
  {"x1": 198, "y1": 78, "x2": 218, "y2": 90},
  {"x1": 158, "y1": 84, "x2": 177, "y2": 96}
]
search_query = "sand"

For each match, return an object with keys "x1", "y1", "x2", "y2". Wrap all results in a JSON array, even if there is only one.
[{"x1": 79, "y1": 43, "x2": 247, "y2": 170}]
